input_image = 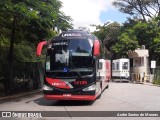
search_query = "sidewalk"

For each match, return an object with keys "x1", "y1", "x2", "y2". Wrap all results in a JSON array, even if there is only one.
[
  {"x1": 111, "y1": 79, "x2": 160, "y2": 87},
  {"x1": 142, "y1": 82, "x2": 160, "y2": 87},
  {"x1": 0, "y1": 89, "x2": 42, "y2": 102}
]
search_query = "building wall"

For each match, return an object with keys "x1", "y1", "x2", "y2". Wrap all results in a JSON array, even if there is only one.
[{"x1": 128, "y1": 49, "x2": 149, "y2": 82}]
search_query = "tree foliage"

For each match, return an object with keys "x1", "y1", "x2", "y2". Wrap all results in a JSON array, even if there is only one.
[
  {"x1": 112, "y1": 17, "x2": 160, "y2": 64},
  {"x1": 92, "y1": 22, "x2": 121, "y2": 59},
  {"x1": 109, "y1": 18, "x2": 140, "y2": 58},
  {"x1": 0, "y1": 0, "x2": 73, "y2": 93},
  {"x1": 112, "y1": 27, "x2": 139, "y2": 58},
  {"x1": 93, "y1": 18, "x2": 160, "y2": 63},
  {"x1": 113, "y1": 0, "x2": 160, "y2": 21},
  {"x1": 0, "y1": 0, "x2": 73, "y2": 59},
  {"x1": 110, "y1": 0, "x2": 160, "y2": 64}
]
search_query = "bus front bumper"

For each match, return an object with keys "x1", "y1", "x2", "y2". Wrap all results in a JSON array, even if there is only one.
[{"x1": 44, "y1": 94, "x2": 97, "y2": 101}]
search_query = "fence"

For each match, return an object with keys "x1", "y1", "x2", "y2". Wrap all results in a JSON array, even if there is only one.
[
  {"x1": 153, "y1": 66, "x2": 160, "y2": 85},
  {"x1": 0, "y1": 62, "x2": 44, "y2": 97}
]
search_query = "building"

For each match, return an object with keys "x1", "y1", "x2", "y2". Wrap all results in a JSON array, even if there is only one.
[{"x1": 128, "y1": 46, "x2": 150, "y2": 82}]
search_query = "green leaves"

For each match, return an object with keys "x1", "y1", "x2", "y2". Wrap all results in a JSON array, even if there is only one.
[
  {"x1": 153, "y1": 34, "x2": 160, "y2": 53},
  {"x1": 0, "y1": 0, "x2": 72, "y2": 41},
  {"x1": 92, "y1": 22, "x2": 121, "y2": 59},
  {"x1": 112, "y1": 31, "x2": 139, "y2": 58},
  {"x1": 0, "y1": 0, "x2": 73, "y2": 82},
  {"x1": 113, "y1": 0, "x2": 160, "y2": 21},
  {"x1": 14, "y1": 41, "x2": 36, "y2": 62},
  {"x1": 111, "y1": 17, "x2": 160, "y2": 60}
]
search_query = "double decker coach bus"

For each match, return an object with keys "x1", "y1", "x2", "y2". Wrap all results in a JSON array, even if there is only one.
[{"x1": 36, "y1": 29, "x2": 110, "y2": 100}]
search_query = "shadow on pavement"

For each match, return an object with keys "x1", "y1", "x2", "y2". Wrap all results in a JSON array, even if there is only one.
[
  {"x1": 111, "y1": 79, "x2": 131, "y2": 83},
  {"x1": 0, "y1": 91, "x2": 43, "y2": 103},
  {"x1": 33, "y1": 96, "x2": 95, "y2": 106}
]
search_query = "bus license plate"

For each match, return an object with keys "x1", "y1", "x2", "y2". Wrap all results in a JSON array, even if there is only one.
[{"x1": 63, "y1": 94, "x2": 71, "y2": 97}]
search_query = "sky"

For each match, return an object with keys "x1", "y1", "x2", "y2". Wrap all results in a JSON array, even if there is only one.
[{"x1": 60, "y1": 0, "x2": 130, "y2": 31}]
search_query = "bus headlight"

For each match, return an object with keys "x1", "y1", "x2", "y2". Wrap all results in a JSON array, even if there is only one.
[
  {"x1": 83, "y1": 84, "x2": 96, "y2": 91},
  {"x1": 43, "y1": 85, "x2": 53, "y2": 91}
]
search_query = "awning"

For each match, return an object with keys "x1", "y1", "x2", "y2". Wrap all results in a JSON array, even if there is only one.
[{"x1": 128, "y1": 49, "x2": 149, "y2": 58}]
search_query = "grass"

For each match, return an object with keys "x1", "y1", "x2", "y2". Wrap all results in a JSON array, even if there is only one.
[
  {"x1": 153, "y1": 69, "x2": 160, "y2": 85},
  {"x1": 153, "y1": 79, "x2": 160, "y2": 85}
]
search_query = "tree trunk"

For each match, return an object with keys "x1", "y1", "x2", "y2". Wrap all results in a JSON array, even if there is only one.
[
  {"x1": 8, "y1": 15, "x2": 16, "y2": 94},
  {"x1": 137, "y1": 0, "x2": 147, "y2": 22}
]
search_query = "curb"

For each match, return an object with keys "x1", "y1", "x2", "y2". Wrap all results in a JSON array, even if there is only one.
[
  {"x1": 132, "y1": 81, "x2": 160, "y2": 87},
  {"x1": 0, "y1": 89, "x2": 43, "y2": 102},
  {"x1": 142, "y1": 83, "x2": 160, "y2": 87},
  {"x1": 111, "y1": 80, "x2": 160, "y2": 87}
]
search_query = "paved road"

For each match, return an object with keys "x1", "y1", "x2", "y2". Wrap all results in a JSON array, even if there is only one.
[{"x1": 0, "y1": 82, "x2": 160, "y2": 120}]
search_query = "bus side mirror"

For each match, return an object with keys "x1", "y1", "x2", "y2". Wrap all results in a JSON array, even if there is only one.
[
  {"x1": 36, "y1": 41, "x2": 47, "y2": 56},
  {"x1": 93, "y1": 40, "x2": 100, "y2": 56}
]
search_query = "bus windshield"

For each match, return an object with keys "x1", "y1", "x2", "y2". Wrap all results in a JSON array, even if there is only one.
[{"x1": 46, "y1": 39, "x2": 94, "y2": 75}]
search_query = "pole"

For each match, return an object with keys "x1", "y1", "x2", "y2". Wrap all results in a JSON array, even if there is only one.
[{"x1": 153, "y1": 68, "x2": 155, "y2": 82}]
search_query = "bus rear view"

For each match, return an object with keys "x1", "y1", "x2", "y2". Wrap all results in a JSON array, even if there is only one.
[{"x1": 36, "y1": 30, "x2": 109, "y2": 101}]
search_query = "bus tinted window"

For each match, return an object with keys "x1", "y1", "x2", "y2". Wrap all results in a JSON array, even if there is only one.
[{"x1": 46, "y1": 39, "x2": 94, "y2": 72}]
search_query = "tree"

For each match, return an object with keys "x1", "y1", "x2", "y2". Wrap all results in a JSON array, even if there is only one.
[
  {"x1": 112, "y1": 17, "x2": 160, "y2": 64},
  {"x1": 111, "y1": 0, "x2": 160, "y2": 65},
  {"x1": 113, "y1": 0, "x2": 160, "y2": 21},
  {"x1": 112, "y1": 30, "x2": 139, "y2": 58},
  {"x1": 0, "y1": 0, "x2": 73, "y2": 94},
  {"x1": 92, "y1": 22, "x2": 121, "y2": 59}
]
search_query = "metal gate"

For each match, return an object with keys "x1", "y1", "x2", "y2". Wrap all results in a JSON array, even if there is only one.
[{"x1": 0, "y1": 62, "x2": 44, "y2": 97}]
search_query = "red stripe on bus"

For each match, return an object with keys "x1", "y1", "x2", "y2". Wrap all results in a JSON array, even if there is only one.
[
  {"x1": 46, "y1": 77, "x2": 70, "y2": 89},
  {"x1": 44, "y1": 95, "x2": 96, "y2": 101}
]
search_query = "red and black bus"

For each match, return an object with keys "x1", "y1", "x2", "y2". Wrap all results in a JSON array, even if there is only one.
[{"x1": 36, "y1": 29, "x2": 110, "y2": 100}]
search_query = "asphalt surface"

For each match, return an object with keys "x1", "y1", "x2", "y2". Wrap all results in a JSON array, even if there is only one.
[{"x1": 0, "y1": 82, "x2": 160, "y2": 120}]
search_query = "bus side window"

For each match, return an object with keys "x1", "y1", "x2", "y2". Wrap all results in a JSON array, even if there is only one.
[
  {"x1": 116, "y1": 62, "x2": 119, "y2": 70},
  {"x1": 122, "y1": 62, "x2": 128, "y2": 70}
]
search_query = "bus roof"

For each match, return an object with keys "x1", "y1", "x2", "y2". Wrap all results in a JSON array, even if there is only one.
[{"x1": 57, "y1": 29, "x2": 97, "y2": 40}]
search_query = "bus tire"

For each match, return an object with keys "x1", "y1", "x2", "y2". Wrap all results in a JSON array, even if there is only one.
[
  {"x1": 106, "y1": 80, "x2": 109, "y2": 89},
  {"x1": 111, "y1": 79, "x2": 114, "y2": 82},
  {"x1": 106, "y1": 84, "x2": 109, "y2": 89},
  {"x1": 97, "y1": 85, "x2": 102, "y2": 99}
]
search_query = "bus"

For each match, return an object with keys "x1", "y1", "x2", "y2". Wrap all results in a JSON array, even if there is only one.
[
  {"x1": 36, "y1": 29, "x2": 110, "y2": 100},
  {"x1": 98, "y1": 59, "x2": 111, "y2": 89},
  {"x1": 112, "y1": 58, "x2": 130, "y2": 81}
]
